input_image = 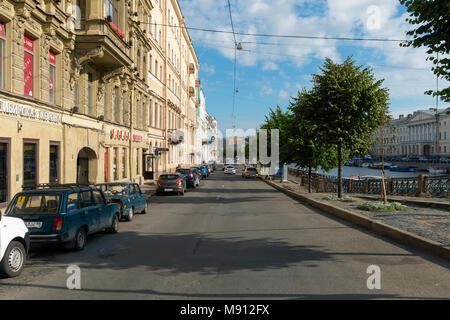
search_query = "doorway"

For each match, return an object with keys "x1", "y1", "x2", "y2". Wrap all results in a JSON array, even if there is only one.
[{"x1": 77, "y1": 147, "x2": 97, "y2": 185}]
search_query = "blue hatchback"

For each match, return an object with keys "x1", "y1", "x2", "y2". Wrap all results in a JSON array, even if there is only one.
[
  {"x1": 96, "y1": 182, "x2": 148, "y2": 221},
  {"x1": 6, "y1": 185, "x2": 120, "y2": 250}
]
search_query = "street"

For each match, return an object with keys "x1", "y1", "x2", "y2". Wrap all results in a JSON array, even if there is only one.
[{"x1": 0, "y1": 169, "x2": 449, "y2": 299}]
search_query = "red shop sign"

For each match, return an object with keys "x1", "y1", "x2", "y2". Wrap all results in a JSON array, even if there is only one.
[
  {"x1": 24, "y1": 51, "x2": 33, "y2": 96},
  {"x1": 24, "y1": 35, "x2": 34, "y2": 52},
  {"x1": 0, "y1": 23, "x2": 5, "y2": 38},
  {"x1": 49, "y1": 51, "x2": 56, "y2": 65},
  {"x1": 133, "y1": 135, "x2": 143, "y2": 142}
]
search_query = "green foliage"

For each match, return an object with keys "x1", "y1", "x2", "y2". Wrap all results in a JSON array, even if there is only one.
[
  {"x1": 399, "y1": 0, "x2": 450, "y2": 102},
  {"x1": 311, "y1": 57, "x2": 390, "y2": 155},
  {"x1": 261, "y1": 106, "x2": 293, "y2": 164},
  {"x1": 357, "y1": 201, "x2": 408, "y2": 212}
]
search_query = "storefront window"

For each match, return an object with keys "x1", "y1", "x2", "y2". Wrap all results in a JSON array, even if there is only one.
[
  {"x1": 122, "y1": 148, "x2": 126, "y2": 178},
  {"x1": 49, "y1": 51, "x2": 56, "y2": 104},
  {"x1": 0, "y1": 22, "x2": 5, "y2": 89},
  {"x1": 24, "y1": 36, "x2": 34, "y2": 97},
  {"x1": 23, "y1": 142, "x2": 37, "y2": 188},
  {"x1": 49, "y1": 144, "x2": 59, "y2": 183},
  {"x1": 113, "y1": 148, "x2": 118, "y2": 180},
  {"x1": 0, "y1": 142, "x2": 8, "y2": 204}
]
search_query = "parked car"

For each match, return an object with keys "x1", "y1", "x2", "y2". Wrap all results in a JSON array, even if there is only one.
[
  {"x1": 439, "y1": 157, "x2": 449, "y2": 163},
  {"x1": 156, "y1": 174, "x2": 187, "y2": 196},
  {"x1": 225, "y1": 166, "x2": 236, "y2": 174},
  {"x1": 5, "y1": 184, "x2": 120, "y2": 251},
  {"x1": 96, "y1": 182, "x2": 148, "y2": 222},
  {"x1": 401, "y1": 157, "x2": 411, "y2": 162},
  {"x1": 242, "y1": 167, "x2": 258, "y2": 178},
  {"x1": 418, "y1": 157, "x2": 429, "y2": 163},
  {"x1": 177, "y1": 168, "x2": 200, "y2": 188},
  {"x1": 0, "y1": 210, "x2": 29, "y2": 277}
]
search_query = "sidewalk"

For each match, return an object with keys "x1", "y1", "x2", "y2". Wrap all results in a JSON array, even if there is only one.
[
  {"x1": 140, "y1": 182, "x2": 157, "y2": 197},
  {"x1": 265, "y1": 178, "x2": 450, "y2": 261}
]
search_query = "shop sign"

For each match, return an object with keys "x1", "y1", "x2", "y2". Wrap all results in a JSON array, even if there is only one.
[
  {"x1": 0, "y1": 99, "x2": 62, "y2": 123},
  {"x1": 133, "y1": 134, "x2": 143, "y2": 142},
  {"x1": 110, "y1": 129, "x2": 130, "y2": 141}
]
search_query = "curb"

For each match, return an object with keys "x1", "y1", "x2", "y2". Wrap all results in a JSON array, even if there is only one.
[{"x1": 264, "y1": 179, "x2": 450, "y2": 261}]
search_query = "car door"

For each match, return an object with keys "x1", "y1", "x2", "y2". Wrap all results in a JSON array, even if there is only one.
[
  {"x1": 134, "y1": 184, "x2": 146, "y2": 211},
  {"x1": 80, "y1": 190, "x2": 100, "y2": 233},
  {"x1": 92, "y1": 189, "x2": 109, "y2": 228}
]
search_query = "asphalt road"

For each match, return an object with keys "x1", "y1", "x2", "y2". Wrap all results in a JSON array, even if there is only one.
[{"x1": 1, "y1": 169, "x2": 449, "y2": 299}]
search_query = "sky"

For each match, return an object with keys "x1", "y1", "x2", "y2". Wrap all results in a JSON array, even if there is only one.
[{"x1": 178, "y1": 0, "x2": 450, "y2": 132}]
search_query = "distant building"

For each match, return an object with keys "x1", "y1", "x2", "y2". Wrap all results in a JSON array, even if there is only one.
[{"x1": 372, "y1": 107, "x2": 450, "y2": 157}]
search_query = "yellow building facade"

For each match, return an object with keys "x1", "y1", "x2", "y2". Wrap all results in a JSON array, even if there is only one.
[{"x1": 0, "y1": 0, "x2": 201, "y2": 209}]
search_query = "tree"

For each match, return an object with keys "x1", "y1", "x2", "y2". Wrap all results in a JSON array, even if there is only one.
[
  {"x1": 400, "y1": 0, "x2": 450, "y2": 102},
  {"x1": 260, "y1": 106, "x2": 293, "y2": 165},
  {"x1": 311, "y1": 57, "x2": 390, "y2": 198},
  {"x1": 289, "y1": 89, "x2": 337, "y2": 193}
]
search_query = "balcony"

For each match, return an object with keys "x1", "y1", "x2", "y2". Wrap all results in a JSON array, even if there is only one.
[
  {"x1": 189, "y1": 86, "x2": 195, "y2": 97},
  {"x1": 74, "y1": 19, "x2": 132, "y2": 68},
  {"x1": 195, "y1": 79, "x2": 201, "y2": 88}
]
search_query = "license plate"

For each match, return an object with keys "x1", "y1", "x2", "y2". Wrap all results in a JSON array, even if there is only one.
[
  {"x1": 25, "y1": 221, "x2": 42, "y2": 229},
  {"x1": 164, "y1": 189, "x2": 173, "y2": 192}
]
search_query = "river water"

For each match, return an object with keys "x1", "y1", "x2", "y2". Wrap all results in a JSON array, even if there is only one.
[{"x1": 288, "y1": 164, "x2": 448, "y2": 178}]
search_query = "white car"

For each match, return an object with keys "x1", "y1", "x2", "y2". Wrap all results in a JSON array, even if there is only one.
[
  {"x1": 224, "y1": 166, "x2": 236, "y2": 174},
  {"x1": 0, "y1": 210, "x2": 29, "y2": 277}
]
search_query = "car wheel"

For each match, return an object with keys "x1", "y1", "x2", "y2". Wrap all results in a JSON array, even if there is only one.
[
  {"x1": 0, "y1": 241, "x2": 26, "y2": 278},
  {"x1": 74, "y1": 228, "x2": 87, "y2": 251},
  {"x1": 142, "y1": 202, "x2": 148, "y2": 214},
  {"x1": 126, "y1": 207, "x2": 134, "y2": 222},
  {"x1": 107, "y1": 214, "x2": 119, "y2": 233}
]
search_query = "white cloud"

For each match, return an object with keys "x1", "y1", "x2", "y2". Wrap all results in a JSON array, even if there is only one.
[
  {"x1": 179, "y1": 0, "x2": 449, "y2": 111},
  {"x1": 200, "y1": 63, "x2": 216, "y2": 75},
  {"x1": 278, "y1": 90, "x2": 289, "y2": 99}
]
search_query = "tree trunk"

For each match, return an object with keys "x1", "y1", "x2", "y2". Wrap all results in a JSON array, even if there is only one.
[{"x1": 337, "y1": 145, "x2": 342, "y2": 198}]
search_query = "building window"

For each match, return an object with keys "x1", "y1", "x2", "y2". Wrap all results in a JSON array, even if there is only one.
[
  {"x1": 105, "y1": 148, "x2": 109, "y2": 182},
  {"x1": 74, "y1": 81, "x2": 79, "y2": 108},
  {"x1": 23, "y1": 142, "x2": 38, "y2": 188},
  {"x1": 122, "y1": 148, "x2": 127, "y2": 178},
  {"x1": 106, "y1": 0, "x2": 119, "y2": 26},
  {"x1": 24, "y1": 35, "x2": 34, "y2": 97},
  {"x1": 49, "y1": 51, "x2": 56, "y2": 104},
  {"x1": 0, "y1": 141, "x2": 8, "y2": 205},
  {"x1": 87, "y1": 73, "x2": 94, "y2": 115},
  {"x1": 113, "y1": 148, "x2": 118, "y2": 180},
  {"x1": 136, "y1": 149, "x2": 139, "y2": 175},
  {"x1": 0, "y1": 22, "x2": 6, "y2": 89},
  {"x1": 49, "y1": 143, "x2": 59, "y2": 183},
  {"x1": 148, "y1": 99, "x2": 152, "y2": 126}
]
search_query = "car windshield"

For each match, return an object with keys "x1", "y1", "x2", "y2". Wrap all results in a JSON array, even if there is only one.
[
  {"x1": 8, "y1": 194, "x2": 61, "y2": 215},
  {"x1": 160, "y1": 175, "x2": 179, "y2": 180},
  {"x1": 248, "y1": 168, "x2": 257, "y2": 171},
  {"x1": 100, "y1": 184, "x2": 128, "y2": 195},
  {"x1": 227, "y1": 166, "x2": 234, "y2": 169},
  {"x1": 177, "y1": 169, "x2": 190, "y2": 174}
]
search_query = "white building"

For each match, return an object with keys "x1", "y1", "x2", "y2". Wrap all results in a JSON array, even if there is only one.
[{"x1": 195, "y1": 89, "x2": 218, "y2": 164}]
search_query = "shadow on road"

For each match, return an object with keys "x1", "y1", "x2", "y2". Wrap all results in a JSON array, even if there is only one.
[{"x1": 24, "y1": 232, "x2": 337, "y2": 275}]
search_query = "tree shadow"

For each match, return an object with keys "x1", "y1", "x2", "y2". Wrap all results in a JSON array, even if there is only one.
[{"x1": 25, "y1": 232, "x2": 336, "y2": 276}]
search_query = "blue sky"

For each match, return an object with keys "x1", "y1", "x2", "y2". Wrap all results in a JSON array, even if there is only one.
[{"x1": 179, "y1": 0, "x2": 450, "y2": 131}]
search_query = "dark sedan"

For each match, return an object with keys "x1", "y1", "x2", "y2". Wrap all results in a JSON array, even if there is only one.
[
  {"x1": 177, "y1": 168, "x2": 200, "y2": 188},
  {"x1": 156, "y1": 174, "x2": 187, "y2": 196}
]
